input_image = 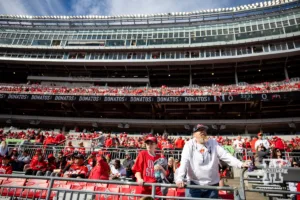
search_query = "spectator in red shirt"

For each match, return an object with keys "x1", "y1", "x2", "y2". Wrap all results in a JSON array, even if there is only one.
[
  {"x1": 105, "y1": 134, "x2": 113, "y2": 148},
  {"x1": 63, "y1": 154, "x2": 88, "y2": 178},
  {"x1": 55, "y1": 131, "x2": 66, "y2": 145},
  {"x1": 64, "y1": 141, "x2": 75, "y2": 156},
  {"x1": 89, "y1": 155, "x2": 110, "y2": 180},
  {"x1": 0, "y1": 156, "x2": 12, "y2": 174},
  {"x1": 77, "y1": 142, "x2": 86, "y2": 155},
  {"x1": 158, "y1": 133, "x2": 169, "y2": 149},
  {"x1": 43, "y1": 133, "x2": 56, "y2": 147},
  {"x1": 25, "y1": 155, "x2": 47, "y2": 176},
  {"x1": 175, "y1": 137, "x2": 185, "y2": 149},
  {"x1": 272, "y1": 136, "x2": 285, "y2": 151},
  {"x1": 132, "y1": 135, "x2": 163, "y2": 196}
]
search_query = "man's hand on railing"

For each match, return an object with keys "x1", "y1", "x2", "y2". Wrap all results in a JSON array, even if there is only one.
[{"x1": 176, "y1": 180, "x2": 185, "y2": 188}]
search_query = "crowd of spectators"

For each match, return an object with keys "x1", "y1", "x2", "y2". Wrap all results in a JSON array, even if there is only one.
[
  {"x1": 0, "y1": 79, "x2": 300, "y2": 96},
  {"x1": 0, "y1": 127, "x2": 299, "y2": 199}
]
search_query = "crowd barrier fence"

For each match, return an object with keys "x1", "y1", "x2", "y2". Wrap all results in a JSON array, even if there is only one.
[{"x1": 0, "y1": 174, "x2": 240, "y2": 200}]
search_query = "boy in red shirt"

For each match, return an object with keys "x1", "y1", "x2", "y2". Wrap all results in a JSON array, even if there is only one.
[{"x1": 132, "y1": 135, "x2": 164, "y2": 196}]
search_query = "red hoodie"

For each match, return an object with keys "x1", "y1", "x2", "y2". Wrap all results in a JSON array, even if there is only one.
[
  {"x1": 273, "y1": 138, "x2": 285, "y2": 150},
  {"x1": 88, "y1": 157, "x2": 110, "y2": 180}
]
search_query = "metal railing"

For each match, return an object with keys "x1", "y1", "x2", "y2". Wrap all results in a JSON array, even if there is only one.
[
  {"x1": 0, "y1": 174, "x2": 239, "y2": 200},
  {"x1": 240, "y1": 166, "x2": 300, "y2": 200}
]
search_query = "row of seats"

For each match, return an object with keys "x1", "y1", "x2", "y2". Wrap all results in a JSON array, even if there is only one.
[{"x1": 0, "y1": 178, "x2": 233, "y2": 200}]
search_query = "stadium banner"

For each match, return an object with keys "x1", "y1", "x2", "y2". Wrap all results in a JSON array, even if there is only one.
[{"x1": 0, "y1": 92, "x2": 299, "y2": 103}]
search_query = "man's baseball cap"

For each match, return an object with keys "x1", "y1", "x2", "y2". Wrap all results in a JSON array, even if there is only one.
[
  {"x1": 272, "y1": 136, "x2": 278, "y2": 139},
  {"x1": 145, "y1": 135, "x2": 158, "y2": 144},
  {"x1": 257, "y1": 132, "x2": 263, "y2": 136},
  {"x1": 193, "y1": 124, "x2": 209, "y2": 133}
]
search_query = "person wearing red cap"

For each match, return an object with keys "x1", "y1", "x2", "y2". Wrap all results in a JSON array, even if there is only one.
[
  {"x1": 0, "y1": 156, "x2": 12, "y2": 174},
  {"x1": 255, "y1": 132, "x2": 270, "y2": 150},
  {"x1": 132, "y1": 134, "x2": 163, "y2": 196}
]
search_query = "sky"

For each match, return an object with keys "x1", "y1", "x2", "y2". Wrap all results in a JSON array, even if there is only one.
[{"x1": 0, "y1": 0, "x2": 260, "y2": 16}]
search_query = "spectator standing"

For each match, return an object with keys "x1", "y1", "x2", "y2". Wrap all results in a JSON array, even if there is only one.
[
  {"x1": 250, "y1": 136, "x2": 258, "y2": 152},
  {"x1": 0, "y1": 141, "x2": 8, "y2": 157},
  {"x1": 105, "y1": 134, "x2": 113, "y2": 148},
  {"x1": 272, "y1": 136, "x2": 285, "y2": 151},
  {"x1": 255, "y1": 132, "x2": 270, "y2": 150},
  {"x1": 175, "y1": 124, "x2": 248, "y2": 198},
  {"x1": 55, "y1": 131, "x2": 66, "y2": 145},
  {"x1": 132, "y1": 135, "x2": 163, "y2": 196},
  {"x1": 222, "y1": 139, "x2": 235, "y2": 155},
  {"x1": 175, "y1": 137, "x2": 185, "y2": 149}
]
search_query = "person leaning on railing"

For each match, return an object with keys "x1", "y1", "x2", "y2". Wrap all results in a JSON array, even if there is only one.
[{"x1": 175, "y1": 124, "x2": 249, "y2": 199}]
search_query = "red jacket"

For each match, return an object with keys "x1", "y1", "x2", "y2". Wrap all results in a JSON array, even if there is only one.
[
  {"x1": 105, "y1": 138, "x2": 113, "y2": 148},
  {"x1": 55, "y1": 134, "x2": 66, "y2": 144},
  {"x1": 0, "y1": 165, "x2": 12, "y2": 174},
  {"x1": 88, "y1": 158, "x2": 110, "y2": 180},
  {"x1": 30, "y1": 160, "x2": 47, "y2": 171},
  {"x1": 65, "y1": 164, "x2": 88, "y2": 178},
  {"x1": 273, "y1": 138, "x2": 285, "y2": 150}
]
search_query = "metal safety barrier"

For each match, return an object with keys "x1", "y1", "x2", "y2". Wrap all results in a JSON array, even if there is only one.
[
  {"x1": 240, "y1": 166, "x2": 300, "y2": 200},
  {"x1": 0, "y1": 174, "x2": 240, "y2": 200}
]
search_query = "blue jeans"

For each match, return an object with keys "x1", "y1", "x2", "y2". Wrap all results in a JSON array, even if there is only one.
[{"x1": 186, "y1": 181, "x2": 219, "y2": 198}]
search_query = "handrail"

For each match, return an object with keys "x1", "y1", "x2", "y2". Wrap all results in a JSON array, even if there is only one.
[{"x1": 0, "y1": 174, "x2": 238, "y2": 200}]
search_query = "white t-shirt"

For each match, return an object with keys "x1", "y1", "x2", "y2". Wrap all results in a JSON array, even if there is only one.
[
  {"x1": 233, "y1": 140, "x2": 244, "y2": 150},
  {"x1": 255, "y1": 139, "x2": 270, "y2": 149},
  {"x1": 110, "y1": 165, "x2": 126, "y2": 177}
]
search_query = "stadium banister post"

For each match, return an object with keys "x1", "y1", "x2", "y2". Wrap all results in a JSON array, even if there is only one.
[
  {"x1": 239, "y1": 168, "x2": 247, "y2": 200},
  {"x1": 45, "y1": 177, "x2": 54, "y2": 200},
  {"x1": 151, "y1": 183, "x2": 156, "y2": 199}
]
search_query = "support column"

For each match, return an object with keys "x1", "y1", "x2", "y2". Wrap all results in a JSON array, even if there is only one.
[
  {"x1": 235, "y1": 65, "x2": 239, "y2": 85},
  {"x1": 189, "y1": 65, "x2": 192, "y2": 87},
  {"x1": 284, "y1": 66, "x2": 289, "y2": 80}
]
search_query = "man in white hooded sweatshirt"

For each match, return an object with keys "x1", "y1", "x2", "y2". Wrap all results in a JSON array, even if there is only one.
[{"x1": 175, "y1": 124, "x2": 248, "y2": 198}]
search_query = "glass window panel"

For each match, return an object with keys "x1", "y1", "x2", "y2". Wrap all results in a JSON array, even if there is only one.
[
  {"x1": 258, "y1": 24, "x2": 264, "y2": 30},
  {"x1": 252, "y1": 25, "x2": 257, "y2": 31},
  {"x1": 276, "y1": 21, "x2": 282, "y2": 28},
  {"x1": 282, "y1": 20, "x2": 289, "y2": 26},
  {"x1": 264, "y1": 23, "x2": 270, "y2": 29},
  {"x1": 218, "y1": 29, "x2": 222, "y2": 35},
  {"x1": 223, "y1": 29, "x2": 228, "y2": 34},
  {"x1": 289, "y1": 19, "x2": 296, "y2": 25},
  {"x1": 240, "y1": 27, "x2": 245, "y2": 32},
  {"x1": 180, "y1": 32, "x2": 184, "y2": 37},
  {"x1": 270, "y1": 22, "x2": 276, "y2": 28},
  {"x1": 207, "y1": 30, "x2": 211, "y2": 36},
  {"x1": 212, "y1": 30, "x2": 216, "y2": 35},
  {"x1": 201, "y1": 31, "x2": 206, "y2": 36},
  {"x1": 246, "y1": 26, "x2": 251, "y2": 32}
]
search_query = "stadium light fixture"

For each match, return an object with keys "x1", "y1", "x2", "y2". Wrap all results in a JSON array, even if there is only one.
[
  {"x1": 92, "y1": 122, "x2": 98, "y2": 128},
  {"x1": 220, "y1": 125, "x2": 226, "y2": 130},
  {"x1": 117, "y1": 123, "x2": 124, "y2": 128},
  {"x1": 124, "y1": 124, "x2": 130, "y2": 129}
]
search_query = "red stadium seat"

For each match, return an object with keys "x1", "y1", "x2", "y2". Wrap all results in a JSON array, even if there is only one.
[
  {"x1": 219, "y1": 190, "x2": 234, "y2": 199},
  {"x1": 21, "y1": 182, "x2": 48, "y2": 199},
  {"x1": 26, "y1": 178, "x2": 48, "y2": 184},
  {"x1": 67, "y1": 181, "x2": 87, "y2": 186},
  {"x1": 119, "y1": 186, "x2": 143, "y2": 200},
  {"x1": 109, "y1": 184, "x2": 130, "y2": 189},
  {"x1": 95, "y1": 186, "x2": 119, "y2": 200},
  {"x1": 50, "y1": 184, "x2": 71, "y2": 199},
  {"x1": 166, "y1": 188, "x2": 176, "y2": 200},
  {"x1": 87, "y1": 183, "x2": 108, "y2": 187},
  {"x1": 0, "y1": 179, "x2": 26, "y2": 197},
  {"x1": 176, "y1": 188, "x2": 185, "y2": 197}
]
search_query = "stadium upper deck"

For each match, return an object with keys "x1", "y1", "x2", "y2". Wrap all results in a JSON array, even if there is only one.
[{"x1": 0, "y1": 0, "x2": 299, "y2": 50}]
